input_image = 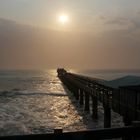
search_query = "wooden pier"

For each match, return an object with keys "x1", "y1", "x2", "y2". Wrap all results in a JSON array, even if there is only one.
[{"x1": 57, "y1": 68, "x2": 140, "y2": 128}]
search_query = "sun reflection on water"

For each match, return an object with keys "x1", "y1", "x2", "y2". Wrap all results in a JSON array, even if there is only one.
[
  {"x1": 32, "y1": 69, "x2": 66, "y2": 94},
  {"x1": 0, "y1": 69, "x2": 102, "y2": 136}
]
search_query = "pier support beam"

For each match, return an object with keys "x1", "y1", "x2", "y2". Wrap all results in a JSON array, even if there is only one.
[
  {"x1": 92, "y1": 95, "x2": 98, "y2": 119},
  {"x1": 84, "y1": 91, "x2": 90, "y2": 112},
  {"x1": 79, "y1": 89, "x2": 84, "y2": 105},
  {"x1": 103, "y1": 91, "x2": 111, "y2": 128},
  {"x1": 104, "y1": 104, "x2": 111, "y2": 128},
  {"x1": 72, "y1": 87, "x2": 79, "y2": 100},
  {"x1": 75, "y1": 88, "x2": 79, "y2": 100}
]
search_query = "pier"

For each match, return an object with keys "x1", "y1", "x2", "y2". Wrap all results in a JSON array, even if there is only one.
[
  {"x1": 57, "y1": 68, "x2": 140, "y2": 128},
  {"x1": 57, "y1": 68, "x2": 140, "y2": 139}
]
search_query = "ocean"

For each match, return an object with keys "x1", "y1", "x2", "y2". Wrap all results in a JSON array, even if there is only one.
[{"x1": 0, "y1": 69, "x2": 140, "y2": 136}]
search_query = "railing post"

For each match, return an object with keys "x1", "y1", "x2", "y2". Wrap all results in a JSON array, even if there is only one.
[
  {"x1": 84, "y1": 91, "x2": 90, "y2": 112},
  {"x1": 54, "y1": 128, "x2": 63, "y2": 134}
]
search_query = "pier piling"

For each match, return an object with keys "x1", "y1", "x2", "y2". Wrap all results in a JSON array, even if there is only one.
[
  {"x1": 84, "y1": 91, "x2": 90, "y2": 112},
  {"x1": 92, "y1": 95, "x2": 98, "y2": 119},
  {"x1": 104, "y1": 104, "x2": 111, "y2": 128},
  {"x1": 79, "y1": 89, "x2": 84, "y2": 105}
]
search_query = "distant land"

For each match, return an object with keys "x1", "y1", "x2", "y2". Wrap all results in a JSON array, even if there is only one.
[{"x1": 103, "y1": 75, "x2": 140, "y2": 88}]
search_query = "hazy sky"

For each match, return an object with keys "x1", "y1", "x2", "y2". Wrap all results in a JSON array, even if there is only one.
[{"x1": 0, "y1": 0, "x2": 140, "y2": 70}]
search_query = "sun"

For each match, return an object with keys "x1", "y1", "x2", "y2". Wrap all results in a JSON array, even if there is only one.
[{"x1": 59, "y1": 14, "x2": 69, "y2": 24}]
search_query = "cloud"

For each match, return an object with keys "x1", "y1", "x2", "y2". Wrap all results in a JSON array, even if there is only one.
[
  {"x1": 0, "y1": 17, "x2": 140, "y2": 70},
  {"x1": 103, "y1": 17, "x2": 134, "y2": 31}
]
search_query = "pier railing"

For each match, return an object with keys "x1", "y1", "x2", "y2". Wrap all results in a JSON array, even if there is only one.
[{"x1": 0, "y1": 125, "x2": 140, "y2": 140}]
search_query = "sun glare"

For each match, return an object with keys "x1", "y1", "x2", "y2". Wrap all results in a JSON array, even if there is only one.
[{"x1": 59, "y1": 14, "x2": 68, "y2": 24}]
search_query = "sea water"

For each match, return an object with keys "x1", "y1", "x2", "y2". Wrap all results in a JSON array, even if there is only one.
[{"x1": 0, "y1": 69, "x2": 139, "y2": 136}]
